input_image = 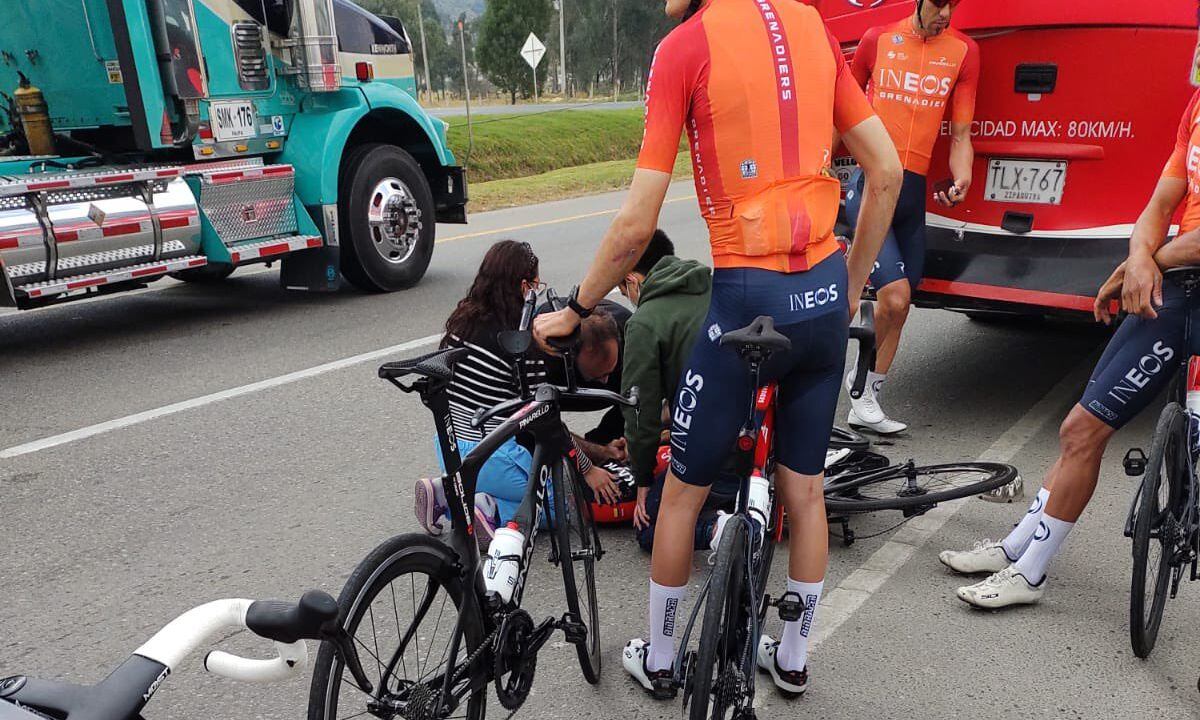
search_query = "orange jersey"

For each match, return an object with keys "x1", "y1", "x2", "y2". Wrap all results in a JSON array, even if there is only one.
[
  {"x1": 850, "y1": 19, "x2": 979, "y2": 176},
  {"x1": 1162, "y1": 89, "x2": 1200, "y2": 234},
  {"x1": 637, "y1": 0, "x2": 874, "y2": 274}
]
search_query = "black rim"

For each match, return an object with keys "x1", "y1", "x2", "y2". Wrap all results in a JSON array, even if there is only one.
[
  {"x1": 315, "y1": 543, "x2": 484, "y2": 720},
  {"x1": 824, "y1": 462, "x2": 1016, "y2": 512},
  {"x1": 556, "y1": 459, "x2": 602, "y2": 680},
  {"x1": 691, "y1": 517, "x2": 748, "y2": 720},
  {"x1": 1131, "y1": 404, "x2": 1185, "y2": 658}
]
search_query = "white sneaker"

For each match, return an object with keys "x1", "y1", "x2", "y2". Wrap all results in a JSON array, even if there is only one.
[
  {"x1": 709, "y1": 511, "x2": 732, "y2": 552},
  {"x1": 622, "y1": 638, "x2": 676, "y2": 699},
  {"x1": 824, "y1": 448, "x2": 853, "y2": 470},
  {"x1": 847, "y1": 407, "x2": 908, "y2": 435},
  {"x1": 756, "y1": 635, "x2": 808, "y2": 697},
  {"x1": 939, "y1": 539, "x2": 1013, "y2": 575},
  {"x1": 955, "y1": 566, "x2": 1045, "y2": 609},
  {"x1": 845, "y1": 371, "x2": 885, "y2": 425}
]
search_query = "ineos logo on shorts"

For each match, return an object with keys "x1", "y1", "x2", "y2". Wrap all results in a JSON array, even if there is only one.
[
  {"x1": 671, "y1": 370, "x2": 705, "y2": 459},
  {"x1": 1108, "y1": 340, "x2": 1176, "y2": 406},
  {"x1": 788, "y1": 283, "x2": 841, "y2": 312}
]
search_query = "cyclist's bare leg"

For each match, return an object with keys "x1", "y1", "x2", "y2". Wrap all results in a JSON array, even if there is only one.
[
  {"x1": 872, "y1": 278, "x2": 912, "y2": 375},
  {"x1": 773, "y1": 464, "x2": 827, "y2": 672},
  {"x1": 1041, "y1": 404, "x2": 1115, "y2": 522}
]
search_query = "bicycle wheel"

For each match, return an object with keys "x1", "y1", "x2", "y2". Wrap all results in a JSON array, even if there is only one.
[
  {"x1": 690, "y1": 515, "x2": 749, "y2": 720},
  {"x1": 1130, "y1": 402, "x2": 1187, "y2": 659},
  {"x1": 824, "y1": 462, "x2": 1017, "y2": 513},
  {"x1": 307, "y1": 534, "x2": 487, "y2": 720},
  {"x1": 553, "y1": 458, "x2": 602, "y2": 683},
  {"x1": 829, "y1": 426, "x2": 871, "y2": 453}
]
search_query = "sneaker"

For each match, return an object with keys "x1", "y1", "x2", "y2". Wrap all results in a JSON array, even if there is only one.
[
  {"x1": 847, "y1": 407, "x2": 908, "y2": 435},
  {"x1": 414, "y1": 477, "x2": 448, "y2": 536},
  {"x1": 709, "y1": 511, "x2": 733, "y2": 552},
  {"x1": 756, "y1": 635, "x2": 808, "y2": 697},
  {"x1": 955, "y1": 566, "x2": 1045, "y2": 609},
  {"x1": 472, "y1": 493, "x2": 499, "y2": 552},
  {"x1": 939, "y1": 539, "x2": 1013, "y2": 575},
  {"x1": 622, "y1": 638, "x2": 676, "y2": 699},
  {"x1": 845, "y1": 370, "x2": 884, "y2": 424},
  {"x1": 824, "y1": 448, "x2": 853, "y2": 471}
]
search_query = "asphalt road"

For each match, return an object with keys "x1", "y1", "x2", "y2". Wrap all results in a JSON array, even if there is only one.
[
  {"x1": 2, "y1": 184, "x2": 1199, "y2": 719},
  {"x1": 427, "y1": 100, "x2": 642, "y2": 118}
]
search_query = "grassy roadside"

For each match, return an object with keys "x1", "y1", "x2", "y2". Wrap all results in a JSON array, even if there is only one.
[
  {"x1": 447, "y1": 108, "x2": 647, "y2": 183},
  {"x1": 468, "y1": 152, "x2": 692, "y2": 214}
]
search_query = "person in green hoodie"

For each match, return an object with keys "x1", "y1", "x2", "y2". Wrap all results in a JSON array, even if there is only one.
[{"x1": 618, "y1": 230, "x2": 725, "y2": 547}]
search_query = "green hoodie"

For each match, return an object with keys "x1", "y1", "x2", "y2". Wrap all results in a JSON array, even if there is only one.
[{"x1": 621, "y1": 255, "x2": 713, "y2": 487}]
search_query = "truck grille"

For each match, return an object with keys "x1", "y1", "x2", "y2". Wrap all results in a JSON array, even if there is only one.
[{"x1": 233, "y1": 22, "x2": 270, "y2": 91}]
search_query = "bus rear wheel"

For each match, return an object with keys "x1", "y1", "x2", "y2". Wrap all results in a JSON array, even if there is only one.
[{"x1": 339, "y1": 143, "x2": 435, "y2": 292}]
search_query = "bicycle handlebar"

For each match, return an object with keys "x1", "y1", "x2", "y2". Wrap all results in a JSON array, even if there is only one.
[
  {"x1": 847, "y1": 301, "x2": 877, "y2": 400},
  {"x1": 471, "y1": 386, "x2": 639, "y2": 430}
]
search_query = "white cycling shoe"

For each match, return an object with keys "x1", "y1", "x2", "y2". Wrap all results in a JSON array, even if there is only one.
[
  {"x1": 847, "y1": 406, "x2": 908, "y2": 435},
  {"x1": 622, "y1": 638, "x2": 677, "y2": 699},
  {"x1": 756, "y1": 635, "x2": 808, "y2": 697},
  {"x1": 939, "y1": 539, "x2": 1012, "y2": 575},
  {"x1": 956, "y1": 566, "x2": 1045, "y2": 609}
]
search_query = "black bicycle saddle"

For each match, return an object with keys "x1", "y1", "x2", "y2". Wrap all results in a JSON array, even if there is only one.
[
  {"x1": 719, "y1": 316, "x2": 792, "y2": 354},
  {"x1": 378, "y1": 346, "x2": 469, "y2": 382}
]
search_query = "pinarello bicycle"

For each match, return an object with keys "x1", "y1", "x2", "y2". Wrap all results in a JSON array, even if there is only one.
[
  {"x1": 307, "y1": 289, "x2": 637, "y2": 720},
  {"x1": 680, "y1": 309, "x2": 1018, "y2": 719},
  {"x1": 1124, "y1": 267, "x2": 1200, "y2": 659},
  {"x1": 1, "y1": 590, "x2": 370, "y2": 720}
]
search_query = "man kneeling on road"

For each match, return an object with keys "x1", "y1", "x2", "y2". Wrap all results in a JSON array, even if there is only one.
[{"x1": 942, "y1": 85, "x2": 1200, "y2": 608}]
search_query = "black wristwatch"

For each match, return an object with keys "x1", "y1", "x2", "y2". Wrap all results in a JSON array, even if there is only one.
[{"x1": 567, "y1": 286, "x2": 594, "y2": 319}]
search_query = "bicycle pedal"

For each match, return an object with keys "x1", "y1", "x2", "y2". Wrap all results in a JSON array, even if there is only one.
[
  {"x1": 1124, "y1": 448, "x2": 1148, "y2": 477},
  {"x1": 557, "y1": 614, "x2": 587, "y2": 645},
  {"x1": 773, "y1": 591, "x2": 806, "y2": 622}
]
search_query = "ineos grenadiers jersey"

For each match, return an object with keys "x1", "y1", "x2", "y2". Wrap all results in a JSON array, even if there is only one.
[
  {"x1": 637, "y1": 0, "x2": 874, "y2": 274},
  {"x1": 850, "y1": 19, "x2": 979, "y2": 177},
  {"x1": 1162, "y1": 89, "x2": 1200, "y2": 234}
]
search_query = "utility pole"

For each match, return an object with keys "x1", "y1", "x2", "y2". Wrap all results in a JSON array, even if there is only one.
[
  {"x1": 611, "y1": 0, "x2": 618, "y2": 101},
  {"x1": 459, "y1": 20, "x2": 473, "y2": 156},
  {"x1": 557, "y1": 0, "x2": 567, "y2": 96},
  {"x1": 415, "y1": 0, "x2": 433, "y2": 103}
]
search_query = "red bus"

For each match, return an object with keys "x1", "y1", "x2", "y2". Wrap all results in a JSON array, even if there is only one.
[{"x1": 820, "y1": 0, "x2": 1196, "y2": 318}]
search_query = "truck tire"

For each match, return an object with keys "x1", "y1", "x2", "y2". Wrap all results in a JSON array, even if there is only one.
[
  {"x1": 338, "y1": 143, "x2": 435, "y2": 292},
  {"x1": 170, "y1": 264, "x2": 235, "y2": 283}
]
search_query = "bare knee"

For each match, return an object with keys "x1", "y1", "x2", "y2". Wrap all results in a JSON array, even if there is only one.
[
  {"x1": 660, "y1": 472, "x2": 710, "y2": 517},
  {"x1": 876, "y1": 282, "x2": 912, "y2": 321},
  {"x1": 1059, "y1": 406, "x2": 1113, "y2": 459},
  {"x1": 776, "y1": 469, "x2": 825, "y2": 510}
]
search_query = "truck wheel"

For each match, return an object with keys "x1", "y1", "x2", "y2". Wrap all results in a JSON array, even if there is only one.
[
  {"x1": 170, "y1": 264, "x2": 235, "y2": 283},
  {"x1": 339, "y1": 143, "x2": 435, "y2": 292}
]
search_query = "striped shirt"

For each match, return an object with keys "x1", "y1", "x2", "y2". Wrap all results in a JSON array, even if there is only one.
[{"x1": 444, "y1": 325, "x2": 592, "y2": 472}]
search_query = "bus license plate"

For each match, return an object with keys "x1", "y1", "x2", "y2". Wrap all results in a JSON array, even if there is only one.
[
  {"x1": 984, "y1": 159, "x2": 1067, "y2": 205},
  {"x1": 211, "y1": 100, "x2": 257, "y2": 142}
]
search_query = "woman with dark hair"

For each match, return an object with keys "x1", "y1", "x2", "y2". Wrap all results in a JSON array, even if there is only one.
[{"x1": 414, "y1": 240, "x2": 618, "y2": 548}]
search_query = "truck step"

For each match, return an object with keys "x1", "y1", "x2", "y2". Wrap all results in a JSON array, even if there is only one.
[
  {"x1": 229, "y1": 235, "x2": 323, "y2": 264},
  {"x1": 15, "y1": 254, "x2": 207, "y2": 300},
  {"x1": 0, "y1": 165, "x2": 185, "y2": 199}
]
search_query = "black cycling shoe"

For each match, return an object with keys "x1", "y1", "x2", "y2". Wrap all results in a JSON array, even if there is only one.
[{"x1": 622, "y1": 638, "x2": 678, "y2": 700}]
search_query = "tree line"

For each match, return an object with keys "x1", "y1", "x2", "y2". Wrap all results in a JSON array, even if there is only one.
[{"x1": 355, "y1": 0, "x2": 676, "y2": 103}]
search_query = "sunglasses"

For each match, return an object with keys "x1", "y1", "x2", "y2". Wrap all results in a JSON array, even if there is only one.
[{"x1": 927, "y1": 0, "x2": 962, "y2": 8}]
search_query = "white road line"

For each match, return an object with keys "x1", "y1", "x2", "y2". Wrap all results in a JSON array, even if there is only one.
[
  {"x1": 809, "y1": 355, "x2": 1095, "y2": 649},
  {"x1": 0, "y1": 334, "x2": 440, "y2": 460}
]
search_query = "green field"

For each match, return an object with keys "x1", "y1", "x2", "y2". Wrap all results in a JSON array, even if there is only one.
[{"x1": 446, "y1": 108, "x2": 650, "y2": 184}]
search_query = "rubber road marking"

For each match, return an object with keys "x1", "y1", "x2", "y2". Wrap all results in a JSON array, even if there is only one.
[
  {"x1": 436, "y1": 194, "x2": 694, "y2": 244},
  {"x1": 809, "y1": 355, "x2": 1095, "y2": 653},
  {"x1": 0, "y1": 334, "x2": 440, "y2": 459}
]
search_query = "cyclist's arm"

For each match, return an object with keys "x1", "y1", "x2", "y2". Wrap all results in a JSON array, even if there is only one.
[
  {"x1": 841, "y1": 117, "x2": 902, "y2": 313},
  {"x1": 1153, "y1": 226, "x2": 1200, "y2": 270},
  {"x1": 945, "y1": 38, "x2": 979, "y2": 200},
  {"x1": 947, "y1": 121, "x2": 974, "y2": 195}
]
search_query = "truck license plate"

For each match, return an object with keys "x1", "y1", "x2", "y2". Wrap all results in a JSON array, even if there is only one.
[
  {"x1": 984, "y1": 159, "x2": 1067, "y2": 205},
  {"x1": 211, "y1": 100, "x2": 257, "y2": 142}
]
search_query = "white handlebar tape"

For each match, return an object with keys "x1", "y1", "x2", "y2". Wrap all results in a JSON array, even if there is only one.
[
  {"x1": 204, "y1": 640, "x2": 308, "y2": 682},
  {"x1": 134, "y1": 599, "x2": 253, "y2": 671}
]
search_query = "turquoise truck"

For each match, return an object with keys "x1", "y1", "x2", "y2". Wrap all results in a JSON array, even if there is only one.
[{"x1": 0, "y1": 0, "x2": 466, "y2": 308}]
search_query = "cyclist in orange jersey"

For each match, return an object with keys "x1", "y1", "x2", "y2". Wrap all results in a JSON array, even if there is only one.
[
  {"x1": 535, "y1": 0, "x2": 901, "y2": 699},
  {"x1": 843, "y1": 0, "x2": 979, "y2": 434}
]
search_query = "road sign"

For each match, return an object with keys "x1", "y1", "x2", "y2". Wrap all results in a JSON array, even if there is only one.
[{"x1": 521, "y1": 33, "x2": 546, "y2": 70}]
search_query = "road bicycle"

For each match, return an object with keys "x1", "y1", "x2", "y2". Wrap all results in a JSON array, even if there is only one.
[
  {"x1": 0, "y1": 590, "x2": 370, "y2": 720},
  {"x1": 679, "y1": 310, "x2": 1018, "y2": 719},
  {"x1": 1124, "y1": 267, "x2": 1200, "y2": 659},
  {"x1": 307, "y1": 289, "x2": 637, "y2": 720}
]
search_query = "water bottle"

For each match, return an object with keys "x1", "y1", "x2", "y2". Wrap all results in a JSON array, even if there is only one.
[
  {"x1": 747, "y1": 472, "x2": 771, "y2": 541},
  {"x1": 483, "y1": 524, "x2": 525, "y2": 604},
  {"x1": 1188, "y1": 358, "x2": 1200, "y2": 416}
]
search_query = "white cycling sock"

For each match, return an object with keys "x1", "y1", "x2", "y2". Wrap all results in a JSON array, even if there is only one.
[
  {"x1": 866, "y1": 371, "x2": 887, "y2": 398},
  {"x1": 1000, "y1": 487, "x2": 1050, "y2": 561},
  {"x1": 777, "y1": 577, "x2": 823, "y2": 672},
  {"x1": 1012, "y1": 514, "x2": 1074, "y2": 585},
  {"x1": 647, "y1": 580, "x2": 687, "y2": 672}
]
